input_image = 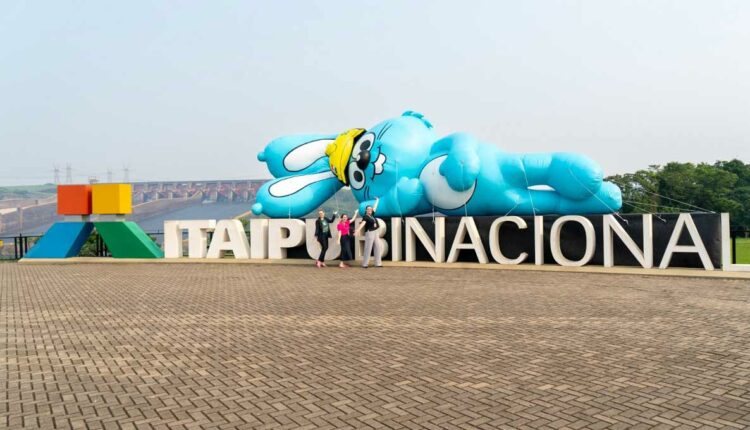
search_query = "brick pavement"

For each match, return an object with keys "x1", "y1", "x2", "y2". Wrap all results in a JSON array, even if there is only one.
[{"x1": 1, "y1": 263, "x2": 749, "y2": 429}]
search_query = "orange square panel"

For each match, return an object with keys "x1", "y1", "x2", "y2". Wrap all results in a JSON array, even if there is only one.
[{"x1": 57, "y1": 185, "x2": 92, "y2": 215}]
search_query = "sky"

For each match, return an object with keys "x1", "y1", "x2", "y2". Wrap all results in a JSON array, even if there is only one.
[{"x1": 1, "y1": 0, "x2": 748, "y2": 185}]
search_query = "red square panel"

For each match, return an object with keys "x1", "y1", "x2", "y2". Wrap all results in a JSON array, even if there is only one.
[{"x1": 57, "y1": 185, "x2": 92, "y2": 215}]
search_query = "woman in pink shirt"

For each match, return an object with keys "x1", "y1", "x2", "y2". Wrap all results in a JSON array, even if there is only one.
[{"x1": 336, "y1": 211, "x2": 357, "y2": 268}]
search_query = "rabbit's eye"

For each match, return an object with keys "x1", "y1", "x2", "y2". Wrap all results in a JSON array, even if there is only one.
[
  {"x1": 353, "y1": 133, "x2": 375, "y2": 156},
  {"x1": 348, "y1": 162, "x2": 366, "y2": 190}
]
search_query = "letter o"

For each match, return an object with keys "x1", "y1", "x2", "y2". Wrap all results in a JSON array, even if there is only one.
[{"x1": 550, "y1": 216, "x2": 595, "y2": 267}]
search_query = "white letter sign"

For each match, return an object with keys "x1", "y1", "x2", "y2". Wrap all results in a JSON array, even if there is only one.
[
  {"x1": 550, "y1": 216, "x2": 595, "y2": 267},
  {"x1": 603, "y1": 214, "x2": 653, "y2": 268},
  {"x1": 268, "y1": 219, "x2": 305, "y2": 259},
  {"x1": 206, "y1": 220, "x2": 250, "y2": 259},
  {"x1": 489, "y1": 216, "x2": 528, "y2": 265},
  {"x1": 447, "y1": 217, "x2": 488, "y2": 264},
  {"x1": 659, "y1": 214, "x2": 713, "y2": 270},
  {"x1": 405, "y1": 217, "x2": 445, "y2": 263}
]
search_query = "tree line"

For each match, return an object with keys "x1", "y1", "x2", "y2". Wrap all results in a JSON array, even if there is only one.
[{"x1": 606, "y1": 159, "x2": 750, "y2": 229}]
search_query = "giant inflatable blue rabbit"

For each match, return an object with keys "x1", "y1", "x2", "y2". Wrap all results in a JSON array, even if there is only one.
[{"x1": 251, "y1": 111, "x2": 622, "y2": 218}]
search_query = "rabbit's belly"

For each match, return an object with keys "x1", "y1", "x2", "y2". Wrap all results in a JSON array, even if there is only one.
[{"x1": 418, "y1": 155, "x2": 476, "y2": 210}]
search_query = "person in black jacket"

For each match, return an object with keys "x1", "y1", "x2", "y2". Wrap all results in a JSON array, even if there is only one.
[
  {"x1": 314, "y1": 209, "x2": 337, "y2": 267},
  {"x1": 354, "y1": 198, "x2": 381, "y2": 268}
]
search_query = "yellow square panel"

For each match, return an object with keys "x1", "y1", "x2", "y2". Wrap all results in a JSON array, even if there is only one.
[{"x1": 92, "y1": 184, "x2": 132, "y2": 215}]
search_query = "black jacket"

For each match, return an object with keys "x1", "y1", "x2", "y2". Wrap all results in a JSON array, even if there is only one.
[{"x1": 314, "y1": 215, "x2": 336, "y2": 239}]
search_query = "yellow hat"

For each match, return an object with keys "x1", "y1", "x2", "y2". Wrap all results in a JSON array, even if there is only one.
[{"x1": 326, "y1": 128, "x2": 365, "y2": 185}]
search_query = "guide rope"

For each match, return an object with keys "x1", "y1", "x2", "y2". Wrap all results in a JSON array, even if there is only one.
[
  {"x1": 622, "y1": 201, "x2": 667, "y2": 222},
  {"x1": 460, "y1": 161, "x2": 468, "y2": 218},
  {"x1": 566, "y1": 167, "x2": 629, "y2": 225},
  {"x1": 637, "y1": 188, "x2": 715, "y2": 213},
  {"x1": 521, "y1": 162, "x2": 537, "y2": 217},
  {"x1": 395, "y1": 159, "x2": 404, "y2": 222},
  {"x1": 502, "y1": 202, "x2": 519, "y2": 218},
  {"x1": 430, "y1": 163, "x2": 437, "y2": 224},
  {"x1": 334, "y1": 189, "x2": 341, "y2": 214},
  {"x1": 623, "y1": 199, "x2": 690, "y2": 213}
]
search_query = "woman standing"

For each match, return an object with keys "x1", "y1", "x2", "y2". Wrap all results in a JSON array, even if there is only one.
[
  {"x1": 336, "y1": 211, "x2": 357, "y2": 268},
  {"x1": 314, "y1": 209, "x2": 337, "y2": 268},
  {"x1": 354, "y1": 198, "x2": 381, "y2": 268}
]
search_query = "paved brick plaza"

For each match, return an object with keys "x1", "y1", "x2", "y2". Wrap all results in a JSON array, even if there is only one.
[{"x1": 1, "y1": 264, "x2": 749, "y2": 429}]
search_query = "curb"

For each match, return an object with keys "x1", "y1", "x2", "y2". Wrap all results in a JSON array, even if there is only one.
[{"x1": 17, "y1": 257, "x2": 750, "y2": 280}]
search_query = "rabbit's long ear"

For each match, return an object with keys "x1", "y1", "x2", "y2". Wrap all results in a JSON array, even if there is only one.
[
  {"x1": 258, "y1": 134, "x2": 337, "y2": 178},
  {"x1": 251, "y1": 171, "x2": 343, "y2": 218}
]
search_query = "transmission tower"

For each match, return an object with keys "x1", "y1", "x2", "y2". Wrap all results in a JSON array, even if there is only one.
[
  {"x1": 123, "y1": 167, "x2": 130, "y2": 183},
  {"x1": 53, "y1": 165, "x2": 60, "y2": 184},
  {"x1": 107, "y1": 168, "x2": 113, "y2": 183},
  {"x1": 65, "y1": 164, "x2": 72, "y2": 184}
]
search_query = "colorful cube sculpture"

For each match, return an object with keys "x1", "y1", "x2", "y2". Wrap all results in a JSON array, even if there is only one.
[
  {"x1": 57, "y1": 185, "x2": 92, "y2": 215},
  {"x1": 92, "y1": 184, "x2": 132, "y2": 215},
  {"x1": 26, "y1": 183, "x2": 163, "y2": 259}
]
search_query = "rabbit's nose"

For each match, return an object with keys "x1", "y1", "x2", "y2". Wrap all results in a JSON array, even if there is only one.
[{"x1": 356, "y1": 150, "x2": 370, "y2": 170}]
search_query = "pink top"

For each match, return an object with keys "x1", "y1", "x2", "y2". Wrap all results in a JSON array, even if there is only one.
[{"x1": 337, "y1": 220, "x2": 351, "y2": 236}]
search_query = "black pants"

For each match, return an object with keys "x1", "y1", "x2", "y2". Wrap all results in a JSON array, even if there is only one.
[
  {"x1": 340, "y1": 235, "x2": 353, "y2": 261},
  {"x1": 317, "y1": 236, "x2": 329, "y2": 262}
]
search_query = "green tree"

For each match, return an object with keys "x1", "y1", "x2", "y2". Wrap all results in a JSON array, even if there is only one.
[{"x1": 607, "y1": 159, "x2": 749, "y2": 229}]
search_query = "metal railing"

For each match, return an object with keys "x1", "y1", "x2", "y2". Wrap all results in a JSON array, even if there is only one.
[
  {"x1": 0, "y1": 234, "x2": 41, "y2": 260},
  {"x1": 0, "y1": 231, "x2": 165, "y2": 260}
]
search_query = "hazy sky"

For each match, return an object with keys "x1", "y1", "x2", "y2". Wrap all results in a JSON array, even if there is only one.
[{"x1": 1, "y1": 1, "x2": 748, "y2": 185}]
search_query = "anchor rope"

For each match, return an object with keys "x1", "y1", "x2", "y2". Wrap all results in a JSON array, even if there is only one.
[
  {"x1": 636, "y1": 188, "x2": 715, "y2": 213},
  {"x1": 521, "y1": 160, "x2": 537, "y2": 217},
  {"x1": 566, "y1": 167, "x2": 629, "y2": 225}
]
